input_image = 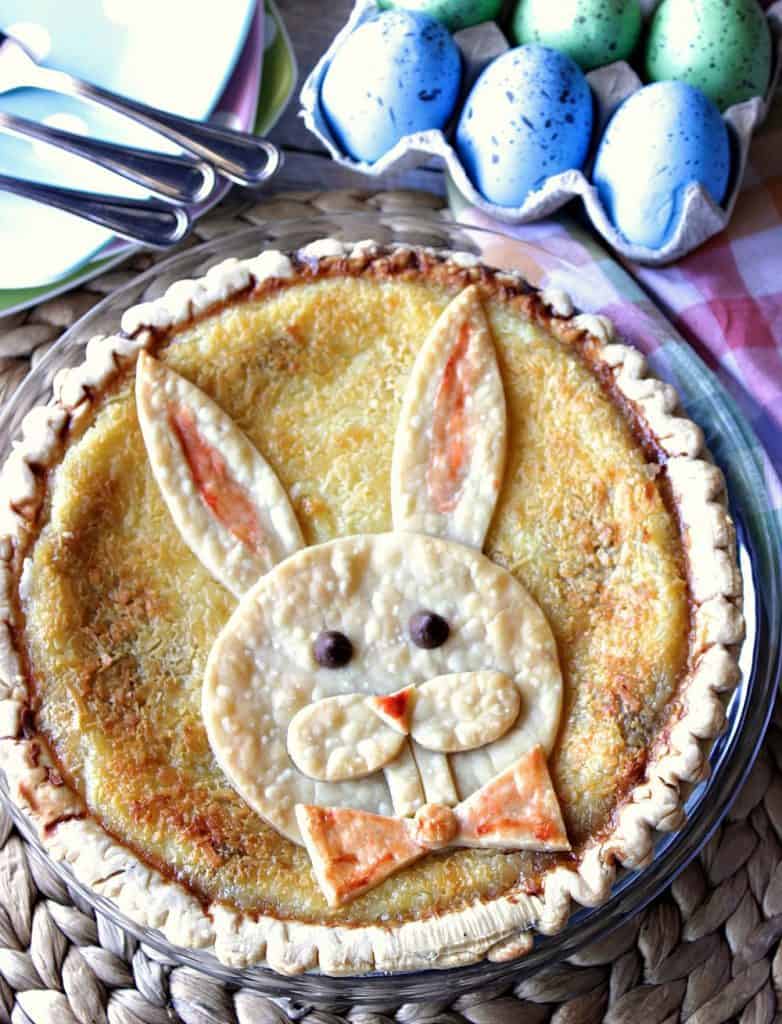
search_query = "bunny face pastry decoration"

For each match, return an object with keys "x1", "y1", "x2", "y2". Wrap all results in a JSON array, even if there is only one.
[{"x1": 135, "y1": 286, "x2": 568, "y2": 907}]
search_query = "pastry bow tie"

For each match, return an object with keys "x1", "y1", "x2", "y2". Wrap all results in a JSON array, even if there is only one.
[{"x1": 295, "y1": 745, "x2": 570, "y2": 907}]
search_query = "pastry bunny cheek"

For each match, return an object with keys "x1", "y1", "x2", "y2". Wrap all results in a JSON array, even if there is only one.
[{"x1": 201, "y1": 532, "x2": 563, "y2": 845}]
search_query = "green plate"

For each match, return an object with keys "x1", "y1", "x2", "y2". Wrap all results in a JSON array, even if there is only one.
[{"x1": 256, "y1": 0, "x2": 298, "y2": 137}]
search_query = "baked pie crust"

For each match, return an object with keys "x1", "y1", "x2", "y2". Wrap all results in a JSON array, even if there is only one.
[{"x1": 0, "y1": 239, "x2": 744, "y2": 975}]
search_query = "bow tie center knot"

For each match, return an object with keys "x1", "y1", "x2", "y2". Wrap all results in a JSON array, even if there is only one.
[{"x1": 413, "y1": 802, "x2": 458, "y2": 848}]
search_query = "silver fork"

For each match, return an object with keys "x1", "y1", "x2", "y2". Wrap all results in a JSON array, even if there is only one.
[
  {"x1": 0, "y1": 173, "x2": 191, "y2": 248},
  {"x1": 0, "y1": 29, "x2": 282, "y2": 189},
  {"x1": 0, "y1": 111, "x2": 216, "y2": 204}
]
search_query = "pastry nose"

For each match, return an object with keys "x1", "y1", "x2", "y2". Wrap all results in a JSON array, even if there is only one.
[{"x1": 287, "y1": 670, "x2": 521, "y2": 783}]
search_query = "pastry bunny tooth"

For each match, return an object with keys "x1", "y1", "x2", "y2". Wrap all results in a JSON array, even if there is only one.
[
  {"x1": 135, "y1": 352, "x2": 304, "y2": 597},
  {"x1": 412, "y1": 744, "x2": 460, "y2": 805},
  {"x1": 382, "y1": 742, "x2": 426, "y2": 817},
  {"x1": 391, "y1": 285, "x2": 506, "y2": 549}
]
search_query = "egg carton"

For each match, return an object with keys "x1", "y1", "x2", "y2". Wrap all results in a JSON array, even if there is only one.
[{"x1": 299, "y1": 0, "x2": 782, "y2": 266}]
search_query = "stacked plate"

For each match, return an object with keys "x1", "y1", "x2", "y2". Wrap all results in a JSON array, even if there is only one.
[{"x1": 0, "y1": 0, "x2": 297, "y2": 316}]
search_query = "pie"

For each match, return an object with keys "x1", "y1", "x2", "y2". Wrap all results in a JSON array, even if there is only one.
[{"x1": 0, "y1": 239, "x2": 744, "y2": 975}]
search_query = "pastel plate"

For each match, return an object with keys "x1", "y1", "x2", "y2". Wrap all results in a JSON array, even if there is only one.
[
  {"x1": 0, "y1": 0, "x2": 256, "y2": 290},
  {"x1": 0, "y1": 0, "x2": 297, "y2": 318}
]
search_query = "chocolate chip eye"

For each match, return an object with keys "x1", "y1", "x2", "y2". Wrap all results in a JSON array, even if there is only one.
[
  {"x1": 409, "y1": 611, "x2": 450, "y2": 649},
  {"x1": 313, "y1": 630, "x2": 353, "y2": 668}
]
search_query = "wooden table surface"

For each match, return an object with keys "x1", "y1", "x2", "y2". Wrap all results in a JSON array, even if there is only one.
[{"x1": 266, "y1": 0, "x2": 445, "y2": 194}]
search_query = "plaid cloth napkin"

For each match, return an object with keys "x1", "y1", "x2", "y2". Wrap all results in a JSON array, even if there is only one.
[
  {"x1": 455, "y1": 90, "x2": 782, "y2": 530},
  {"x1": 632, "y1": 96, "x2": 782, "y2": 501}
]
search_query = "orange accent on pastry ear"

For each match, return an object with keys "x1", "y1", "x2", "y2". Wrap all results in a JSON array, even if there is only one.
[
  {"x1": 295, "y1": 805, "x2": 425, "y2": 907},
  {"x1": 454, "y1": 746, "x2": 570, "y2": 852},
  {"x1": 427, "y1": 320, "x2": 477, "y2": 513},
  {"x1": 169, "y1": 403, "x2": 265, "y2": 554}
]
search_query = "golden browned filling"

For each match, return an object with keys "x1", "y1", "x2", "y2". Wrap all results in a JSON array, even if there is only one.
[{"x1": 22, "y1": 275, "x2": 690, "y2": 925}]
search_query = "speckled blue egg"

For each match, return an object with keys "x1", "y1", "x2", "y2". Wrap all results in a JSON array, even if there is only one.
[
  {"x1": 455, "y1": 45, "x2": 593, "y2": 208},
  {"x1": 320, "y1": 10, "x2": 461, "y2": 164},
  {"x1": 592, "y1": 81, "x2": 731, "y2": 249}
]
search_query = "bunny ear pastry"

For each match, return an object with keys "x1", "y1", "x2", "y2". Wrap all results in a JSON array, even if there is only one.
[
  {"x1": 391, "y1": 285, "x2": 507, "y2": 550},
  {"x1": 135, "y1": 352, "x2": 304, "y2": 597}
]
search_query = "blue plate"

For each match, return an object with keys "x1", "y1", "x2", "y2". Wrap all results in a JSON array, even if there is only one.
[{"x1": 0, "y1": 0, "x2": 256, "y2": 290}]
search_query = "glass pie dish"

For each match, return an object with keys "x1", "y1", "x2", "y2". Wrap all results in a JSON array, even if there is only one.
[{"x1": 0, "y1": 213, "x2": 779, "y2": 1006}]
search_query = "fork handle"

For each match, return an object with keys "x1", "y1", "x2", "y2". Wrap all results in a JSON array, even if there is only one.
[
  {"x1": 33, "y1": 65, "x2": 282, "y2": 188},
  {"x1": 0, "y1": 174, "x2": 190, "y2": 248},
  {"x1": 0, "y1": 113, "x2": 216, "y2": 204}
]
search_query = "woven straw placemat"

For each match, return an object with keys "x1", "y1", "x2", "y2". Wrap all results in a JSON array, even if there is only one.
[{"x1": 1, "y1": 189, "x2": 780, "y2": 1024}]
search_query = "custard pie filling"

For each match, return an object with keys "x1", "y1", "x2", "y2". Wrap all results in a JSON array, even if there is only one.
[{"x1": 0, "y1": 244, "x2": 741, "y2": 971}]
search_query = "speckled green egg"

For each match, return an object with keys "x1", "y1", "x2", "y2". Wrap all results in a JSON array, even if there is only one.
[
  {"x1": 376, "y1": 0, "x2": 503, "y2": 31},
  {"x1": 510, "y1": 0, "x2": 642, "y2": 71},
  {"x1": 646, "y1": 0, "x2": 772, "y2": 110}
]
